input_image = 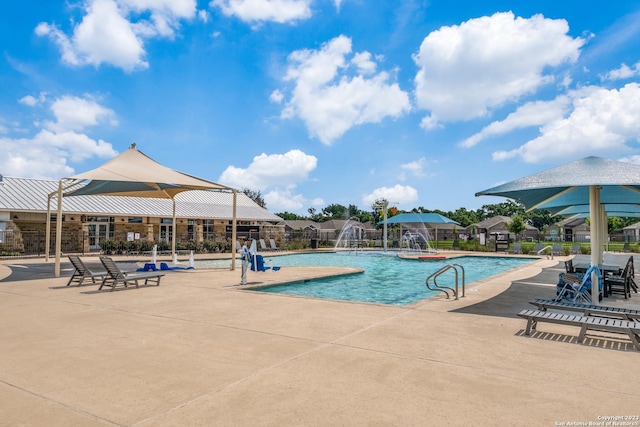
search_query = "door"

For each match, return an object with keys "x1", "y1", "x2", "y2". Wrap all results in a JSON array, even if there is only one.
[
  {"x1": 88, "y1": 223, "x2": 109, "y2": 250},
  {"x1": 160, "y1": 225, "x2": 173, "y2": 243}
]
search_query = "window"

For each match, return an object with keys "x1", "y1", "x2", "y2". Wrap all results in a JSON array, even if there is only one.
[
  {"x1": 128, "y1": 217, "x2": 143, "y2": 223},
  {"x1": 203, "y1": 220, "x2": 214, "y2": 240}
]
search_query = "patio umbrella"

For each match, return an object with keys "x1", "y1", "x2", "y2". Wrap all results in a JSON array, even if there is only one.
[
  {"x1": 381, "y1": 213, "x2": 459, "y2": 248},
  {"x1": 47, "y1": 144, "x2": 238, "y2": 277},
  {"x1": 476, "y1": 156, "x2": 640, "y2": 300}
]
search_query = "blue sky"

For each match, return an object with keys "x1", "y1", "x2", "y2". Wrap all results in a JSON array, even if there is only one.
[{"x1": 2, "y1": 1, "x2": 640, "y2": 215}]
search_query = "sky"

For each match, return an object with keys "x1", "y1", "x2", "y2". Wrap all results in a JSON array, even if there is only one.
[{"x1": 2, "y1": 1, "x2": 640, "y2": 215}]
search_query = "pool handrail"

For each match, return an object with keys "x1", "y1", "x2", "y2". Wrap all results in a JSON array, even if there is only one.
[{"x1": 426, "y1": 263, "x2": 465, "y2": 300}]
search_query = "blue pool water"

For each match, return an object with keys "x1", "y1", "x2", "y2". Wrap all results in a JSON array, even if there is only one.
[{"x1": 198, "y1": 252, "x2": 537, "y2": 306}]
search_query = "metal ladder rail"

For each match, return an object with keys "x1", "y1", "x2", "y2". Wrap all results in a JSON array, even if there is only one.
[{"x1": 426, "y1": 264, "x2": 466, "y2": 300}]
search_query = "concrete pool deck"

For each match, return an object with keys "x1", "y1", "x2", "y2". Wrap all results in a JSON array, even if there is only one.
[{"x1": 1, "y1": 252, "x2": 639, "y2": 426}]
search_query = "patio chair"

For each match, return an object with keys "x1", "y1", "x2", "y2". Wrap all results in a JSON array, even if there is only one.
[
  {"x1": 564, "y1": 259, "x2": 575, "y2": 273},
  {"x1": 67, "y1": 255, "x2": 107, "y2": 286},
  {"x1": 511, "y1": 242, "x2": 522, "y2": 254},
  {"x1": 552, "y1": 244, "x2": 563, "y2": 256},
  {"x1": 99, "y1": 256, "x2": 164, "y2": 291},
  {"x1": 571, "y1": 244, "x2": 581, "y2": 255},
  {"x1": 605, "y1": 256, "x2": 633, "y2": 299},
  {"x1": 556, "y1": 265, "x2": 602, "y2": 303},
  {"x1": 269, "y1": 238, "x2": 281, "y2": 251},
  {"x1": 530, "y1": 243, "x2": 544, "y2": 255},
  {"x1": 259, "y1": 239, "x2": 271, "y2": 251}
]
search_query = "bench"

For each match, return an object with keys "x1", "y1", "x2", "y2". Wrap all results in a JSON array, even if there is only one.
[
  {"x1": 517, "y1": 309, "x2": 640, "y2": 351},
  {"x1": 529, "y1": 298, "x2": 640, "y2": 321},
  {"x1": 99, "y1": 256, "x2": 164, "y2": 291}
]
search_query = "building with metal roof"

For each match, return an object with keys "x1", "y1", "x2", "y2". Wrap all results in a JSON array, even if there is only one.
[{"x1": 0, "y1": 176, "x2": 284, "y2": 254}]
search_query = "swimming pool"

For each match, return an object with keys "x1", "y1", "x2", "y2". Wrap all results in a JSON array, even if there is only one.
[{"x1": 198, "y1": 252, "x2": 537, "y2": 306}]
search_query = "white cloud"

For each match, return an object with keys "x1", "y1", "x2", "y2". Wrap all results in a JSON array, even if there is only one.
[
  {"x1": 0, "y1": 130, "x2": 117, "y2": 178},
  {"x1": 351, "y1": 51, "x2": 376, "y2": 74},
  {"x1": 461, "y1": 96, "x2": 571, "y2": 148},
  {"x1": 600, "y1": 61, "x2": 640, "y2": 81},
  {"x1": 492, "y1": 83, "x2": 640, "y2": 163},
  {"x1": 44, "y1": 95, "x2": 118, "y2": 133},
  {"x1": 218, "y1": 149, "x2": 317, "y2": 190},
  {"x1": 413, "y1": 12, "x2": 584, "y2": 125},
  {"x1": 0, "y1": 94, "x2": 118, "y2": 178},
  {"x1": 362, "y1": 184, "x2": 418, "y2": 206},
  {"x1": 269, "y1": 89, "x2": 284, "y2": 103},
  {"x1": 19, "y1": 95, "x2": 38, "y2": 107},
  {"x1": 198, "y1": 9, "x2": 211, "y2": 23},
  {"x1": 211, "y1": 0, "x2": 312, "y2": 24},
  {"x1": 36, "y1": 0, "x2": 196, "y2": 71},
  {"x1": 400, "y1": 157, "x2": 427, "y2": 178},
  {"x1": 264, "y1": 189, "x2": 306, "y2": 211},
  {"x1": 276, "y1": 35, "x2": 411, "y2": 144}
]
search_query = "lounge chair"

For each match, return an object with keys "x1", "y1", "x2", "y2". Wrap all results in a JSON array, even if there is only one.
[
  {"x1": 67, "y1": 255, "x2": 107, "y2": 286},
  {"x1": 269, "y1": 238, "x2": 281, "y2": 251},
  {"x1": 511, "y1": 242, "x2": 522, "y2": 254},
  {"x1": 99, "y1": 256, "x2": 164, "y2": 291},
  {"x1": 259, "y1": 239, "x2": 271, "y2": 252},
  {"x1": 517, "y1": 309, "x2": 640, "y2": 351},
  {"x1": 552, "y1": 244, "x2": 563, "y2": 256},
  {"x1": 570, "y1": 244, "x2": 581, "y2": 255},
  {"x1": 530, "y1": 243, "x2": 544, "y2": 255},
  {"x1": 529, "y1": 298, "x2": 640, "y2": 321}
]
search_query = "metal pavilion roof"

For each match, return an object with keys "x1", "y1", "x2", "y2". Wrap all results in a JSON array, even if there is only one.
[
  {"x1": 0, "y1": 177, "x2": 282, "y2": 221},
  {"x1": 382, "y1": 212, "x2": 458, "y2": 225},
  {"x1": 475, "y1": 156, "x2": 640, "y2": 212}
]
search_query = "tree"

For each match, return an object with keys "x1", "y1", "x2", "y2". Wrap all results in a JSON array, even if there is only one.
[
  {"x1": 506, "y1": 215, "x2": 526, "y2": 241},
  {"x1": 525, "y1": 209, "x2": 555, "y2": 231},
  {"x1": 242, "y1": 188, "x2": 266, "y2": 209},
  {"x1": 275, "y1": 211, "x2": 305, "y2": 220},
  {"x1": 321, "y1": 204, "x2": 347, "y2": 221}
]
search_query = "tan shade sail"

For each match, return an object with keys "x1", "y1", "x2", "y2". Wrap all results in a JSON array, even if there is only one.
[
  {"x1": 67, "y1": 146, "x2": 231, "y2": 197},
  {"x1": 49, "y1": 145, "x2": 239, "y2": 277}
]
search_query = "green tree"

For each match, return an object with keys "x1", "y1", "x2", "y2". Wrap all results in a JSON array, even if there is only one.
[
  {"x1": 242, "y1": 188, "x2": 266, "y2": 209},
  {"x1": 525, "y1": 209, "x2": 555, "y2": 231},
  {"x1": 321, "y1": 204, "x2": 348, "y2": 221},
  {"x1": 506, "y1": 215, "x2": 526, "y2": 241},
  {"x1": 275, "y1": 211, "x2": 305, "y2": 220}
]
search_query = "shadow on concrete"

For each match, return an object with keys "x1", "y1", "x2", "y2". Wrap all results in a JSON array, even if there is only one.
[
  {"x1": 452, "y1": 260, "x2": 563, "y2": 319},
  {"x1": 0, "y1": 262, "x2": 71, "y2": 282}
]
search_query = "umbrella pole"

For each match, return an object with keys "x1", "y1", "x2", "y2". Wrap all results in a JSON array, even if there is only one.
[
  {"x1": 45, "y1": 194, "x2": 52, "y2": 262},
  {"x1": 171, "y1": 198, "x2": 176, "y2": 259},
  {"x1": 589, "y1": 185, "x2": 600, "y2": 301},
  {"x1": 231, "y1": 190, "x2": 237, "y2": 271},
  {"x1": 55, "y1": 180, "x2": 63, "y2": 278}
]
